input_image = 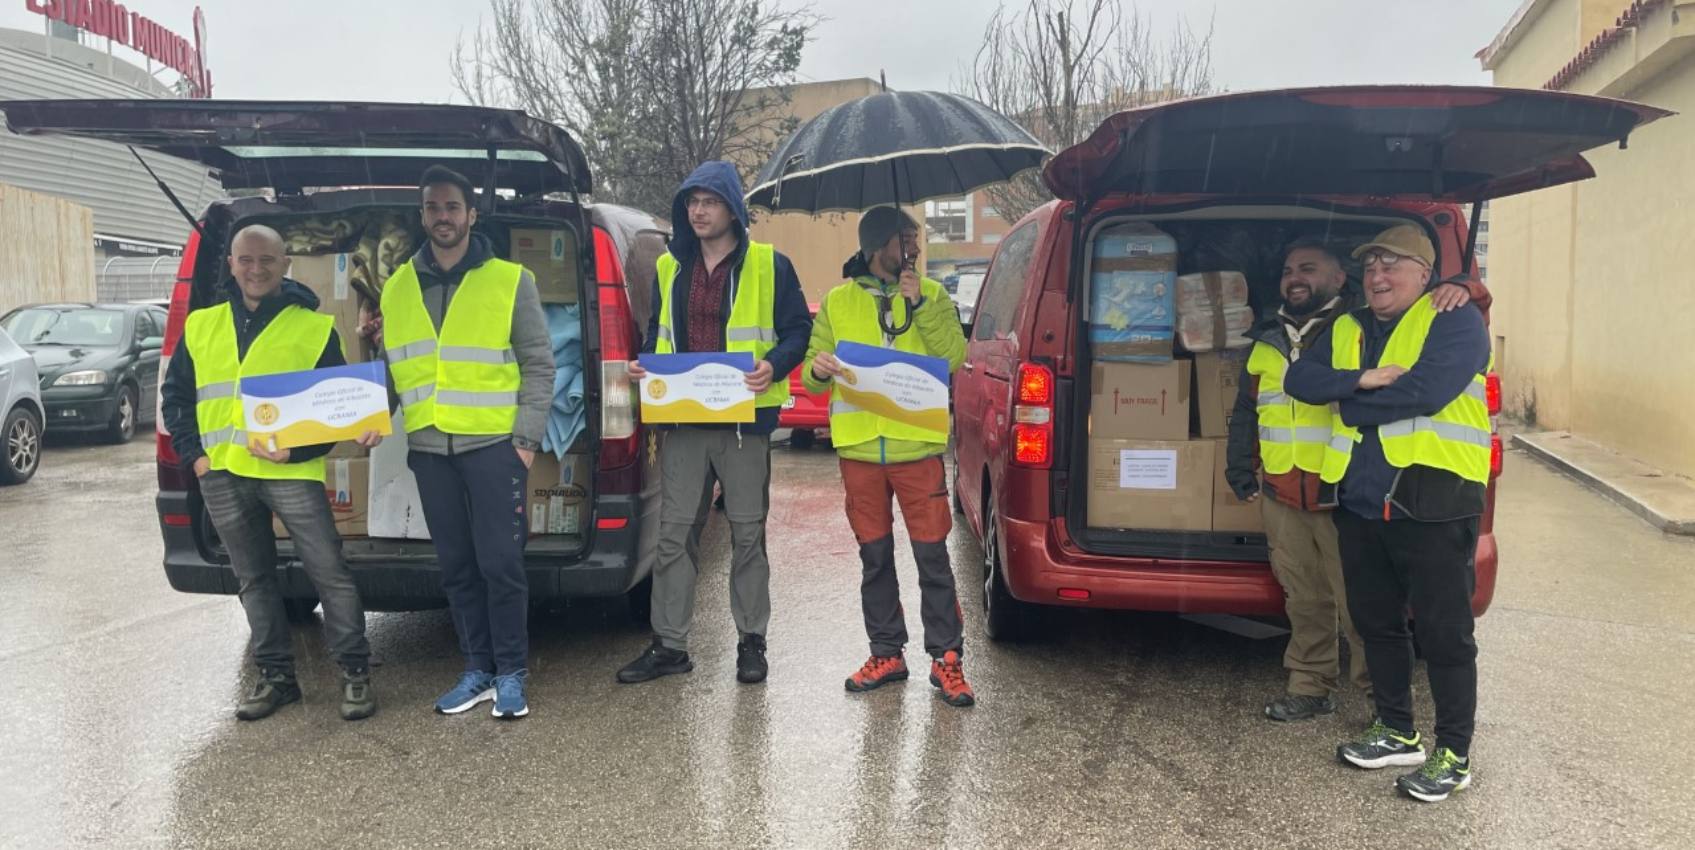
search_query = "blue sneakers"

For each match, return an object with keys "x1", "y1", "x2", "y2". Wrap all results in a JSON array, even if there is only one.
[
  {"x1": 434, "y1": 670, "x2": 495, "y2": 715},
  {"x1": 492, "y1": 670, "x2": 530, "y2": 720}
]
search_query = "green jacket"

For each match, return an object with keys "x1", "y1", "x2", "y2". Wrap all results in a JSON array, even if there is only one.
[{"x1": 803, "y1": 275, "x2": 966, "y2": 464}]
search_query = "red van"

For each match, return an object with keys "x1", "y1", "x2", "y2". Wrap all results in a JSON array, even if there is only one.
[
  {"x1": 1, "y1": 100, "x2": 661, "y2": 617},
  {"x1": 952, "y1": 86, "x2": 1668, "y2": 640}
]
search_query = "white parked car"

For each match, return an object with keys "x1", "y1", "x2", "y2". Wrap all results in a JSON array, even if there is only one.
[{"x1": 0, "y1": 326, "x2": 44, "y2": 485}]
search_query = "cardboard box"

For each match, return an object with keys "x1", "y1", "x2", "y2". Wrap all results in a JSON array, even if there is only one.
[
  {"x1": 1193, "y1": 349, "x2": 1251, "y2": 438},
  {"x1": 288, "y1": 252, "x2": 371, "y2": 363},
  {"x1": 527, "y1": 451, "x2": 591, "y2": 536},
  {"x1": 366, "y1": 410, "x2": 432, "y2": 540},
  {"x1": 1089, "y1": 360, "x2": 1191, "y2": 441},
  {"x1": 275, "y1": 458, "x2": 369, "y2": 538},
  {"x1": 1210, "y1": 438, "x2": 1265, "y2": 533},
  {"x1": 1086, "y1": 438, "x2": 1214, "y2": 530},
  {"x1": 510, "y1": 227, "x2": 579, "y2": 304}
]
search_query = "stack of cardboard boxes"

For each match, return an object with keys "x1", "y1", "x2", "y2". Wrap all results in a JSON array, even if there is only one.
[{"x1": 1087, "y1": 298, "x2": 1265, "y2": 535}]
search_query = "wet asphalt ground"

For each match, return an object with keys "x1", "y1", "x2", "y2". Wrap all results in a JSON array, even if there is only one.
[{"x1": 2, "y1": 434, "x2": 1694, "y2": 849}]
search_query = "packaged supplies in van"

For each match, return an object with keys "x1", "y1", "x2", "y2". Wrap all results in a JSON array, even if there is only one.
[{"x1": 1089, "y1": 223, "x2": 1177, "y2": 362}]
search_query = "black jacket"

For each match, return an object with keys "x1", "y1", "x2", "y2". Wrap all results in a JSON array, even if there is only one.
[
  {"x1": 161, "y1": 278, "x2": 346, "y2": 472},
  {"x1": 641, "y1": 160, "x2": 812, "y2": 436}
]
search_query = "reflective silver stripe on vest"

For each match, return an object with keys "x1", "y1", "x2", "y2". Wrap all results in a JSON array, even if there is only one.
[
  {"x1": 1379, "y1": 416, "x2": 1492, "y2": 448},
  {"x1": 1293, "y1": 426, "x2": 1333, "y2": 444},
  {"x1": 1330, "y1": 433, "x2": 1356, "y2": 453},
  {"x1": 830, "y1": 398, "x2": 863, "y2": 416},
  {"x1": 1464, "y1": 381, "x2": 1488, "y2": 403},
  {"x1": 201, "y1": 426, "x2": 248, "y2": 448},
  {"x1": 197, "y1": 381, "x2": 236, "y2": 402},
  {"x1": 437, "y1": 389, "x2": 519, "y2": 408},
  {"x1": 399, "y1": 383, "x2": 436, "y2": 407},
  {"x1": 726, "y1": 326, "x2": 776, "y2": 343},
  {"x1": 1256, "y1": 391, "x2": 1288, "y2": 406},
  {"x1": 1258, "y1": 426, "x2": 1292, "y2": 444},
  {"x1": 439, "y1": 345, "x2": 517, "y2": 365},
  {"x1": 656, "y1": 326, "x2": 675, "y2": 344},
  {"x1": 387, "y1": 339, "x2": 438, "y2": 362}
]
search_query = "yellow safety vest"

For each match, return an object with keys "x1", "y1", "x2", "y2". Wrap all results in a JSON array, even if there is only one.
[
  {"x1": 1246, "y1": 340, "x2": 1333, "y2": 475},
  {"x1": 654, "y1": 241, "x2": 790, "y2": 408},
  {"x1": 380, "y1": 258, "x2": 523, "y2": 435},
  {"x1": 823, "y1": 276, "x2": 953, "y2": 448},
  {"x1": 1322, "y1": 294, "x2": 1492, "y2": 484},
  {"x1": 184, "y1": 301, "x2": 334, "y2": 482}
]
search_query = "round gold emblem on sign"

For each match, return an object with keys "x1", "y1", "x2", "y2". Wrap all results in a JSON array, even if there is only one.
[
  {"x1": 647, "y1": 379, "x2": 668, "y2": 400},
  {"x1": 839, "y1": 367, "x2": 858, "y2": 386},
  {"x1": 253, "y1": 403, "x2": 280, "y2": 426}
]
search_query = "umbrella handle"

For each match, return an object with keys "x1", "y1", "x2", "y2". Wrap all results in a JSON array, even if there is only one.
[{"x1": 877, "y1": 295, "x2": 923, "y2": 337}]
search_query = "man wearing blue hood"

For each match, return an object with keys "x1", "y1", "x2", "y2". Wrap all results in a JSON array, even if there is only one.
[
  {"x1": 619, "y1": 161, "x2": 811, "y2": 685},
  {"x1": 161, "y1": 224, "x2": 382, "y2": 722}
]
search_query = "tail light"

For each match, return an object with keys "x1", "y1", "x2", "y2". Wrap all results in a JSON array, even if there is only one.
[
  {"x1": 157, "y1": 231, "x2": 200, "y2": 493},
  {"x1": 1012, "y1": 362, "x2": 1054, "y2": 468},
  {"x1": 594, "y1": 226, "x2": 639, "y2": 469},
  {"x1": 1486, "y1": 371, "x2": 1503, "y2": 478}
]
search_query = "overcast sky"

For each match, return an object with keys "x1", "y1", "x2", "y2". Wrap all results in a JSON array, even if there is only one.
[{"x1": 1, "y1": 0, "x2": 1522, "y2": 101}]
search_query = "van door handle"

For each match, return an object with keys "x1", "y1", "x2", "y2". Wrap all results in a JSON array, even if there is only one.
[{"x1": 961, "y1": 362, "x2": 974, "y2": 372}]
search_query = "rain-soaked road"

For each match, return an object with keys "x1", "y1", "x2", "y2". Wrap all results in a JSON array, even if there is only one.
[{"x1": 2, "y1": 435, "x2": 1694, "y2": 849}]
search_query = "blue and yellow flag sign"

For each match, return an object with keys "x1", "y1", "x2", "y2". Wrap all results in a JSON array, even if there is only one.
[
  {"x1": 240, "y1": 362, "x2": 393, "y2": 450},
  {"x1": 639, "y1": 352, "x2": 756, "y2": 424},
  {"x1": 832, "y1": 341, "x2": 951, "y2": 433}
]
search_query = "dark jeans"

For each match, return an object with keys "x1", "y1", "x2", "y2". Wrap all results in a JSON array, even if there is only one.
[
  {"x1": 1334, "y1": 509, "x2": 1480, "y2": 757},
  {"x1": 409, "y1": 443, "x2": 530, "y2": 676},
  {"x1": 199, "y1": 471, "x2": 369, "y2": 673}
]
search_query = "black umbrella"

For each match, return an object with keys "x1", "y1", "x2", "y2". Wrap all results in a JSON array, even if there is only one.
[
  {"x1": 746, "y1": 90, "x2": 1046, "y2": 334},
  {"x1": 745, "y1": 90, "x2": 1048, "y2": 214}
]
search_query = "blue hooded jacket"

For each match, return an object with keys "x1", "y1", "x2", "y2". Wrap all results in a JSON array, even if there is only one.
[{"x1": 643, "y1": 160, "x2": 812, "y2": 435}]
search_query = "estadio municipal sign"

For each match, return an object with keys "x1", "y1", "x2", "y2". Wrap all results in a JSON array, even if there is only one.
[{"x1": 24, "y1": 0, "x2": 212, "y2": 97}]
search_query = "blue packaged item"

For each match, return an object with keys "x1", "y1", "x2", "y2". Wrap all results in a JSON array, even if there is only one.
[{"x1": 1088, "y1": 223, "x2": 1178, "y2": 362}]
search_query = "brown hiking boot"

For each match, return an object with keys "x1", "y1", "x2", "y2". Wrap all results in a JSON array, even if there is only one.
[
  {"x1": 929, "y1": 651, "x2": 975, "y2": 707},
  {"x1": 845, "y1": 654, "x2": 909, "y2": 692}
]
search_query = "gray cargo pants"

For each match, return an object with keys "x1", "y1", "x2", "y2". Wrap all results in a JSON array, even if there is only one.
[
  {"x1": 651, "y1": 428, "x2": 772, "y2": 651},
  {"x1": 198, "y1": 470, "x2": 370, "y2": 673}
]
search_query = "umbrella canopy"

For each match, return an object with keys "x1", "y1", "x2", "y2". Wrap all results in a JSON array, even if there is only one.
[{"x1": 745, "y1": 91, "x2": 1048, "y2": 213}]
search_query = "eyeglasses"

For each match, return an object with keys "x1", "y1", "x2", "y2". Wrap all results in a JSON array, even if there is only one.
[
  {"x1": 685, "y1": 195, "x2": 725, "y2": 211},
  {"x1": 1358, "y1": 249, "x2": 1427, "y2": 270}
]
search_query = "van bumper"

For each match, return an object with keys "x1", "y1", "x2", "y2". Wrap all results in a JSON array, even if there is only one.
[{"x1": 999, "y1": 515, "x2": 1499, "y2": 618}]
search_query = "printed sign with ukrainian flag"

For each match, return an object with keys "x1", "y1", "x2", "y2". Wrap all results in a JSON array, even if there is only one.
[
  {"x1": 832, "y1": 341, "x2": 951, "y2": 433},
  {"x1": 639, "y1": 352, "x2": 756, "y2": 424},
  {"x1": 241, "y1": 362, "x2": 392, "y2": 450}
]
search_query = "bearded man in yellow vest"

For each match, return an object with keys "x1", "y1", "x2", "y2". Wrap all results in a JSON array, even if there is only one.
[
  {"x1": 804, "y1": 207, "x2": 975, "y2": 708},
  {"x1": 617, "y1": 161, "x2": 812, "y2": 686},
  {"x1": 377, "y1": 166, "x2": 556, "y2": 720},
  {"x1": 1286, "y1": 224, "x2": 1493, "y2": 804},
  {"x1": 1229, "y1": 240, "x2": 1480, "y2": 724},
  {"x1": 159, "y1": 224, "x2": 384, "y2": 722}
]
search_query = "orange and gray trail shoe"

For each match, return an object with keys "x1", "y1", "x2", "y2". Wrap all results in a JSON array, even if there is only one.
[
  {"x1": 929, "y1": 650, "x2": 976, "y2": 707},
  {"x1": 845, "y1": 654, "x2": 909, "y2": 692}
]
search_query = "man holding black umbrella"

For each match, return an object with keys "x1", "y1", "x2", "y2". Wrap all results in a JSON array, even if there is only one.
[{"x1": 805, "y1": 206, "x2": 975, "y2": 707}]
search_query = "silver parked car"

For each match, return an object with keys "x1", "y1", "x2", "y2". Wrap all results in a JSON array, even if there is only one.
[{"x1": 0, "y1": 326, "x2": 44, "y2": 485}]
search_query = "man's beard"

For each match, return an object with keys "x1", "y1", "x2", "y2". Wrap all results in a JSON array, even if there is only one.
[
  {"x1": 430, "y1": 225, "x2": 467, "y2": 250},
  {"x1": 1282, "y1": 294, "x2": 1324, "y2": 317}
]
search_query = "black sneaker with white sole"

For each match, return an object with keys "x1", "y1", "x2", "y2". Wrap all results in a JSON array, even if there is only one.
[
  {"x1": 1397, "y1": 748, "x2": 1472, "y2": 802},
  {"x1": 1337, "y1": 718, "x2": 1426, "y2": 769}
]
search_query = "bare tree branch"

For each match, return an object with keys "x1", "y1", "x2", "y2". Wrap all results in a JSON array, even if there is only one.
[
  {"x1": 955, "y1": 0, "x2": 1217, "y2": 223},
  {"x1": 452, "y1": 0, "x2": 815, "y2": 215}
]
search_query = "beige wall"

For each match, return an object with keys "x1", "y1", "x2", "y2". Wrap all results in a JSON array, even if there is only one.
[
  {"x1": 1485, "y1": 0, "x2": 1695, "y2": 477},
  {"x1": 0, "y1": 182, "x2": 95, "y2": 312}
]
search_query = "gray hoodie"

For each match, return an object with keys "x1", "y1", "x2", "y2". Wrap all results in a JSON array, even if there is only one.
[{"x1": 395, "y1": 232, "x2": 556, "y2": 456}]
